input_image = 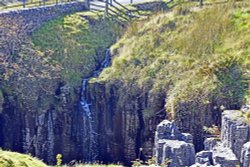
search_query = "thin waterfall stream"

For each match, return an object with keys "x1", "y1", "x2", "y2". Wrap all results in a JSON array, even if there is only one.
[{"x1": 79, "y1": 49, "x2": 111, "y2": 162}]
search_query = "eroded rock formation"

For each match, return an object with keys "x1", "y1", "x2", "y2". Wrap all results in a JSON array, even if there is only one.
[
  {"x1": 193, "y1": 110, "x2": 250, "y2": 167},
  {"x1": 154, "y1": 120, "x2": 195, "y2": 167}
]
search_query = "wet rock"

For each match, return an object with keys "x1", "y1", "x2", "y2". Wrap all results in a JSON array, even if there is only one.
[
  {"x1": 86, "y1": 83, "x2": 167, "y2": 165},
  {"x1": 241, "y1": 141, "x2": 250, "y2": 167}
]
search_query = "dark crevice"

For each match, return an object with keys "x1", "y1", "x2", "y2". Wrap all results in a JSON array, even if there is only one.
[{"x1": 135, "y1": 95, "x2": 145, "y2": 161}]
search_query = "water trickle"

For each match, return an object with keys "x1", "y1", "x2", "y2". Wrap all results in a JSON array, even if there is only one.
[{"x1": 80, "y1": 49, "x2": 111, "y2": 162}]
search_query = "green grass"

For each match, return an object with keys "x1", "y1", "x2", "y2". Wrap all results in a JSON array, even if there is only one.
[
  {"x1": 0, "y1": 150, "x2": 48, "y2": 167},
  {"x1": 32, "y1": 12, "x2": 121, "y2": 86},
  {"x1": 0, "y1": 150, "x2": 123, "y2": 167},
  {"x1": 97, "y1": 0, "x2": 250, "y2": 115},
  {"x1": 31, "y1": 0, "x2": 169, "y2": 86}
]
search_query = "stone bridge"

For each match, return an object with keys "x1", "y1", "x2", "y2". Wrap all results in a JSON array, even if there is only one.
[{"x1": 0, "y1": 1, "x2": 87, "y2": 32}]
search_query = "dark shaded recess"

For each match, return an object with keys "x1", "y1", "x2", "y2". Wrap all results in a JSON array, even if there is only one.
[
  {"x1": 55, "y1": 81, "x2": 65, "y2": 96},
  {"x1": 0, "y1": 112, "x2": 4, "y2": 147},
  {"x1": 135, "y1": 94, "x2": 145, "y2": 161},
  {"x1": 0, "y1": 94, "x2": 24, "y2": 152}
]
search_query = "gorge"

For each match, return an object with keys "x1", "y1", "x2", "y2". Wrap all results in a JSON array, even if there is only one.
[{"x1": 0, "y1": 0, "x2": 250, "y2": 167}]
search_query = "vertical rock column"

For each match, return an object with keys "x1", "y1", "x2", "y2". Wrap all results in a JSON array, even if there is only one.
[
  {"x1": 221, "y1": 110, "x2": 250, "y2": 160},
  {"x1": 154, "y1": 120, "x2": 195, "y2": 167}
]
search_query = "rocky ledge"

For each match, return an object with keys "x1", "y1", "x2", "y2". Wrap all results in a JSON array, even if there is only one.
[
  {"x1": 154, "y1": 120, "x2": 195, "y2": 167},
  {"x1": 154, "y1": 109, "x2": 250, "y2": 167}
]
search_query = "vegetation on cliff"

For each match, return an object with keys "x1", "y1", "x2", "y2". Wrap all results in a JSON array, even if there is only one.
[
  {"x1": 32, "y1": 12, "x2": 121, "y2": 86},
  {"x1": 98, "y1": 0, "x2": 250, "y2": 116}
]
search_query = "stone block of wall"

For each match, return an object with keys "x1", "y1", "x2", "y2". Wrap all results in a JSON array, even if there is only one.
[
  {"x1": 0, "y1": 1, "x2": 86, "y2": 33},
  {"x1": 132, "y1": 1, "x2": 167, "y2": 11}
]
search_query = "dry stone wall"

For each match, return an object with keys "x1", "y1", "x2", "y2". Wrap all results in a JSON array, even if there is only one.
[{"x1": 0, "y1": 1, "x2": 86, "y2": 33}]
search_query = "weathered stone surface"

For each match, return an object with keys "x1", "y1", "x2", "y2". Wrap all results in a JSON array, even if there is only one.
[
  {"x1": 241, "y1": 141, "x2": 250, "y2": 167},
  {"x1": 87, "y1": 83, "x2": 166, "y2": 165},
  {"x1": 221, "y1": 110, "x2": 250, "y2": 160},
  {"x1": 181, "y1": 133, "x2": 193, "y2": 144},
  {"x1": 190, "y1": 163, "x2": 221, "y2": 167},
  {"x1": 155, "y1": 120, "x2": 194, "y2": 143},
  {"x1": 204, "y1": 138, "x2": 218, "y2": 151},
  {"x1": 195, "y1": 151, "x2": 213, "y2": 165},
  {"x1": 212, "y1": 144, "x2": 238, "y2": 167},
  {"x1": 0, "y1": 1, "x2": 86, "y2": 33},
  {"x1": 155, "y1": 120, "x2": 181, "y2": 140},
  {"x1": 174, "y1": 101, "x2": 222, "y2": 152},
  {"x1": 154, "y1": 120, "x2": 195, "y2": 166},
  {"x1": 155, "y1": 139, "x2": 169, "y2": 165},
  {"x1": 162, "y1": 140, "x2": 195, "y2": 167},
  {"x1": 132, "y1": 1, "x2": 166, "y2": 11}
]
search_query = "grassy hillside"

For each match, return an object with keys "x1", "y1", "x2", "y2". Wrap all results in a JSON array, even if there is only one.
[
  {"x1": 32, "y1": 12, "x2": 121, "y2": 86},
  {"x1": 97, "y1": 0, "x2": 250, "y2": 114}
]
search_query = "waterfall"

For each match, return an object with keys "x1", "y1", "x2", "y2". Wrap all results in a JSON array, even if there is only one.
[{"x1": 80, "y1": 49, "x2": 111, "y2": 162}]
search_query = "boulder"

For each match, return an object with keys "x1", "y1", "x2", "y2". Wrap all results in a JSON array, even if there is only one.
[
  {"x1": 155, "y1": 120, "x2": 181, "y2": 140},
  {"x1": 154, "y1": 120, "x2": 195, "y2": 166},
  {"x1": 180, "y1": 133, "x2": 193, "y2": 144},
  {"x1": 212, "y1": 144, "x2": 238, "y2": 167},
  {"x1": 155, "y1": 120, "x2": 193, "y2": 143},
  {"x1": 195, "y1": 151, "x2": 213, "y2": 165},
  {"x1": 162, "y1": 140, "x2": 195, "y2": 167}
]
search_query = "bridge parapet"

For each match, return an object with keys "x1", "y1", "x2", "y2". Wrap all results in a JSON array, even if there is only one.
[{"x1": 0, "y1": 1, "x2": 87, "y2": 33}]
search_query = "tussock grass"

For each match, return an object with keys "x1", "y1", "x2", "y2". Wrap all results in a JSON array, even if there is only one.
[
  {"x1": 32, "y1": 12, "x2": 121, "y2": 86},
  {"x1": 0, "y1": 150, "x2": 48, "y2": 167},
  {"x1": 0, "y1": 149, "x2": 123, "y2": 167},
  {"x1": 99, "y1": 0, "x2": 250, "y2": 114}
]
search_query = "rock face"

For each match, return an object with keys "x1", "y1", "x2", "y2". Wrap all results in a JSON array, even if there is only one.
[
  {"x1": 0, "y1": 3, "x2": 168, "y2": 164},
  {"x1": 0, "y1": 85, "x2": 80, "y2": 164},
  {"x1": 212, "y1": 144, "x2": 238, "y2": 167},
  {"x1": 195, "y1": 151, "x2": 212, "y2": 165},
  {"x1": 154, "y1": 120, "x2": 195, "y2": 167},
  {"x1": 0, "y1": 81, "x2": 167, "y2": 165},
  {"x1": 174, "y1": 101, "x2": 223, "y2": 152},
  {"x1": 221, "y1": 110, "x2": 250, "y2": 159},
  {"x1": 162, "y1": 140, "x2": 195, "y2": 167},
  {"x1": 241, "y1": 141, "x2": 250, "y2": 167},
  {"x1": 193, "y1": 110, "x2": 250, "y2": 167},
  {"x1": 85, "y1": 82, "x2": 166, "y2": 165}
]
